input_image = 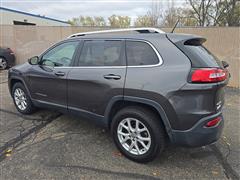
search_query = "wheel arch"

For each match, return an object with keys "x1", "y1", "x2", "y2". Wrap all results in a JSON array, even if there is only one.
[
  {"x1": 9, "y1": 77, "x2": 31, "y2": 98},
  {"x1": 104, "y1": 96, "x2": 173, "y2": 141}
]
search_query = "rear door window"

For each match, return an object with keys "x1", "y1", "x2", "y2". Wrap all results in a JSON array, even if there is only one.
[
  {"x1": 78, "y1": 40, "x2": 124, "y2": 66},
  {"x1": 126, "y1": 41, "x2": 159, "y2": 66}
]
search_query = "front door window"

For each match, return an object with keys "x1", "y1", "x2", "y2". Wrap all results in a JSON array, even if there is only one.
[{"x1": 41, "y1": 41, "x2": 79, "y2": 67}]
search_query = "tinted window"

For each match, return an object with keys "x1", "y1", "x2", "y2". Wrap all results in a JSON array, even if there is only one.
[
  {"x1": 126, "y1": 41, "x2": 159, "y2": 66},
  {"x1": 41, "y1": 41, "x2": 78, "y2": 67},
  {"x1": 78, "y1": 40, "x2": 124, "y2": 66},
  {"x1": 184, "y1": 45, "x2": 222, "y2": 67}
]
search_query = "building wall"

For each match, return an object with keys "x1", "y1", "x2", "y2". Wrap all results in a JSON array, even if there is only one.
[
  {"x1": 0, "y1": 9, "x2": 69, "y2": 26},
  {"x1": 0, "y1": 25, "x2": 239, "y2": 88}
]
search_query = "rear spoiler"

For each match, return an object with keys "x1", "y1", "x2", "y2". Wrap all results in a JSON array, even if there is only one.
[{"x1": 166, "y1": 33, "x2": 206, "y2": 46}]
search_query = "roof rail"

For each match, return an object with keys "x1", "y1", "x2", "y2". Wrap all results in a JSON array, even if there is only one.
[{"x1": 68, "y1": 27, "x2": 165, "y2": 38}]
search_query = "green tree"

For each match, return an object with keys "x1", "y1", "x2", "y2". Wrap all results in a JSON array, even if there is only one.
[
  {"x1": 163, "y1": 7, "x2": 198, "y2": 27},
  {"x1": 209, "y1": 0, "x2": 240, "y2": 26},
  {"x1": 108, "y1": 15, "x2": 131, "y2": 28},
  {"x1": 68, "y1": 17, "x2": 81, "y2": 26},
  {"x1": 80, "y1": 16, "x2": 95, "y2": 26},
  {"x1": 94, "y1": 16, "x2": 106, "y2": 26},
  {"x1": 134, "y1": 15, "x2": 153, "y2": 27},
  {"x1": 68, "y1": 16, "x2": 106, "y2": 26},
  {"x1": 188, "y1": 0, "x2": 212, "y2": 26},
  {"x1": 187, "y1": 0, "x2": 240, "y2": 26},
  {"x1": 225, "y1": 0, "x2": 240, "y2": 26}
]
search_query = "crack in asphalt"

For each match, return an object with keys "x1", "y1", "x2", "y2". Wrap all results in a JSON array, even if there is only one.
[
  {"x1": 48, "y1": 164, "x2": 161, "y2": 180},
  {"x1": 210, "y1": 144, "x2": 239, "y2": 180},
  {"x1": 0, "y1": 111, "x2": 61, "y2": 162}
]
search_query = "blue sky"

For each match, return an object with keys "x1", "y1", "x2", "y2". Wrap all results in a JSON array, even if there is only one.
[{"x1": 1, "y1": 0, "x2": 185, "y2": 22}]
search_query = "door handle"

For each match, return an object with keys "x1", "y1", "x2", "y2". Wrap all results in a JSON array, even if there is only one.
[
  {"x1": 55, "y1": 71, "x2": 65, "y2": 76},
  {"x1": 104, "y1": 74, "x2": 121, "y2": 80}
]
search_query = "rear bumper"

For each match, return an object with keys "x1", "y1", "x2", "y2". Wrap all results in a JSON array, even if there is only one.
[{"x1": 171, "y1": 112, "x2": 224, "y2": 147}]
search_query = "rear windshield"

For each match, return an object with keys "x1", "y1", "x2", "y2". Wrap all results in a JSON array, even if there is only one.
[{"x1": 183, "y1": 45, "x2": 222, "y2": 68}]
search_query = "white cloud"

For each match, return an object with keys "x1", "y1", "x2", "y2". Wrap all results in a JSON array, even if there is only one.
[{"x1": 1, "y1": 0, "x2": 185, "y2": 23}]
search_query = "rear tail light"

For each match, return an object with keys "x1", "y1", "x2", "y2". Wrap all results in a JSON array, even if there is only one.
[
  {"x1": 191, "y1": 68, "x2": 227, "y2": 83},
  {"x1": 205, "y1": 117, "x2": 221, "y2": 127}
]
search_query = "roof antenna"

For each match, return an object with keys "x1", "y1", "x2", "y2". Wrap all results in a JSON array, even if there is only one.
[{"x1": 171, "y1": 17, "x2": 180, "y2": 33}]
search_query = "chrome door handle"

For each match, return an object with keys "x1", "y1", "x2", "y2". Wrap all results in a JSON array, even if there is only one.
[
  {"x1": 104, "y1": 74, "x2": 121, "y2": 80},
  {"x1": 55, "y1": 71, "x2": 65, "y2": 76}
]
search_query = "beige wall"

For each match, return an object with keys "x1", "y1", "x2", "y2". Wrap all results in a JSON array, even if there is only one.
[{"x1": 0, "y1": 25, "x2": 239, "y2": 88}]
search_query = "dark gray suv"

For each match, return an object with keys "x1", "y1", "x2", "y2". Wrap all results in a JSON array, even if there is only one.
[{"x1": 8, "y1": 28, "x2": 229, "y2": 162}]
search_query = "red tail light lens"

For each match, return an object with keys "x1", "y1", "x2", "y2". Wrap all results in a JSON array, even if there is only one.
[
  {"x1": 191, "y1": 68, "x2": 227, "y2": 83},
  {"x1": 205, "y1": 117, "x2": 221, "y2": 127}
]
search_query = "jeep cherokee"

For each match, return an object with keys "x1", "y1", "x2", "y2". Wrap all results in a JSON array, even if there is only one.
[{"x1": 8, "y1": 28, "x2": 229, "y2": 162}]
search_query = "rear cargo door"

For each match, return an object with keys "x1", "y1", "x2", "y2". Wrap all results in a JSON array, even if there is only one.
[{"x1": 167, "y1": 34, "x2": 229, "y2": 113}]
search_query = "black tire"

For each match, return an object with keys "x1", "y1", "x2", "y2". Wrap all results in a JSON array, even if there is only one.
[
  {"x1": 0, "y1": 57, "x2": 8, "y2": 70},
  {"x1": 111, "y1": 106, "x2": 166, "y2": 163},
  {"x1": 12, "y1": 82, "x2": 36, "y2": 114}
]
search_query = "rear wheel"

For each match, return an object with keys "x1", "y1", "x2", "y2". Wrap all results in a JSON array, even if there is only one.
[
  {"x1": 0, "y1": 57, "x2": 7, "y2": 70},
  {"x1": 12, "y1": 82, "x2": 36, "y2": 114},
  {"x1": 111, "y1": 106, "x2": 166, "y2": 163}
]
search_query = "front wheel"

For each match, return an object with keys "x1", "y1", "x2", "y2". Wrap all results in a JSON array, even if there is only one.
[
  {"x1": 12, "y1": 82, "x2": 36, "y2": 114},
  {"x1": 111, "y1": 106, "x2": 166, "y2": 163}
]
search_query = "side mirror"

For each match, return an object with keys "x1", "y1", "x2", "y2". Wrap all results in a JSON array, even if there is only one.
[
  {"x1": 222, "y1": 61, "x2": 229, "y2": 68},
  {"x1": 28, "y1": 56, "x2": 39, "y2": 65}
]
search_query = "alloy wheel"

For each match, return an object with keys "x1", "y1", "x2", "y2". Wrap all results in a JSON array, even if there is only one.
[
  {"x1": 14, "y1": 88, "x2": 27, "y2": 110},
  {"x1": 117, "y1": 118, "x2": 151, "y2": 155}
]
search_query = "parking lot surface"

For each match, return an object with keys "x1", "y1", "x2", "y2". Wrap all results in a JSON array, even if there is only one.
[{"x1": 0, "y1": 70, "x2": 239, "y2": 180}]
